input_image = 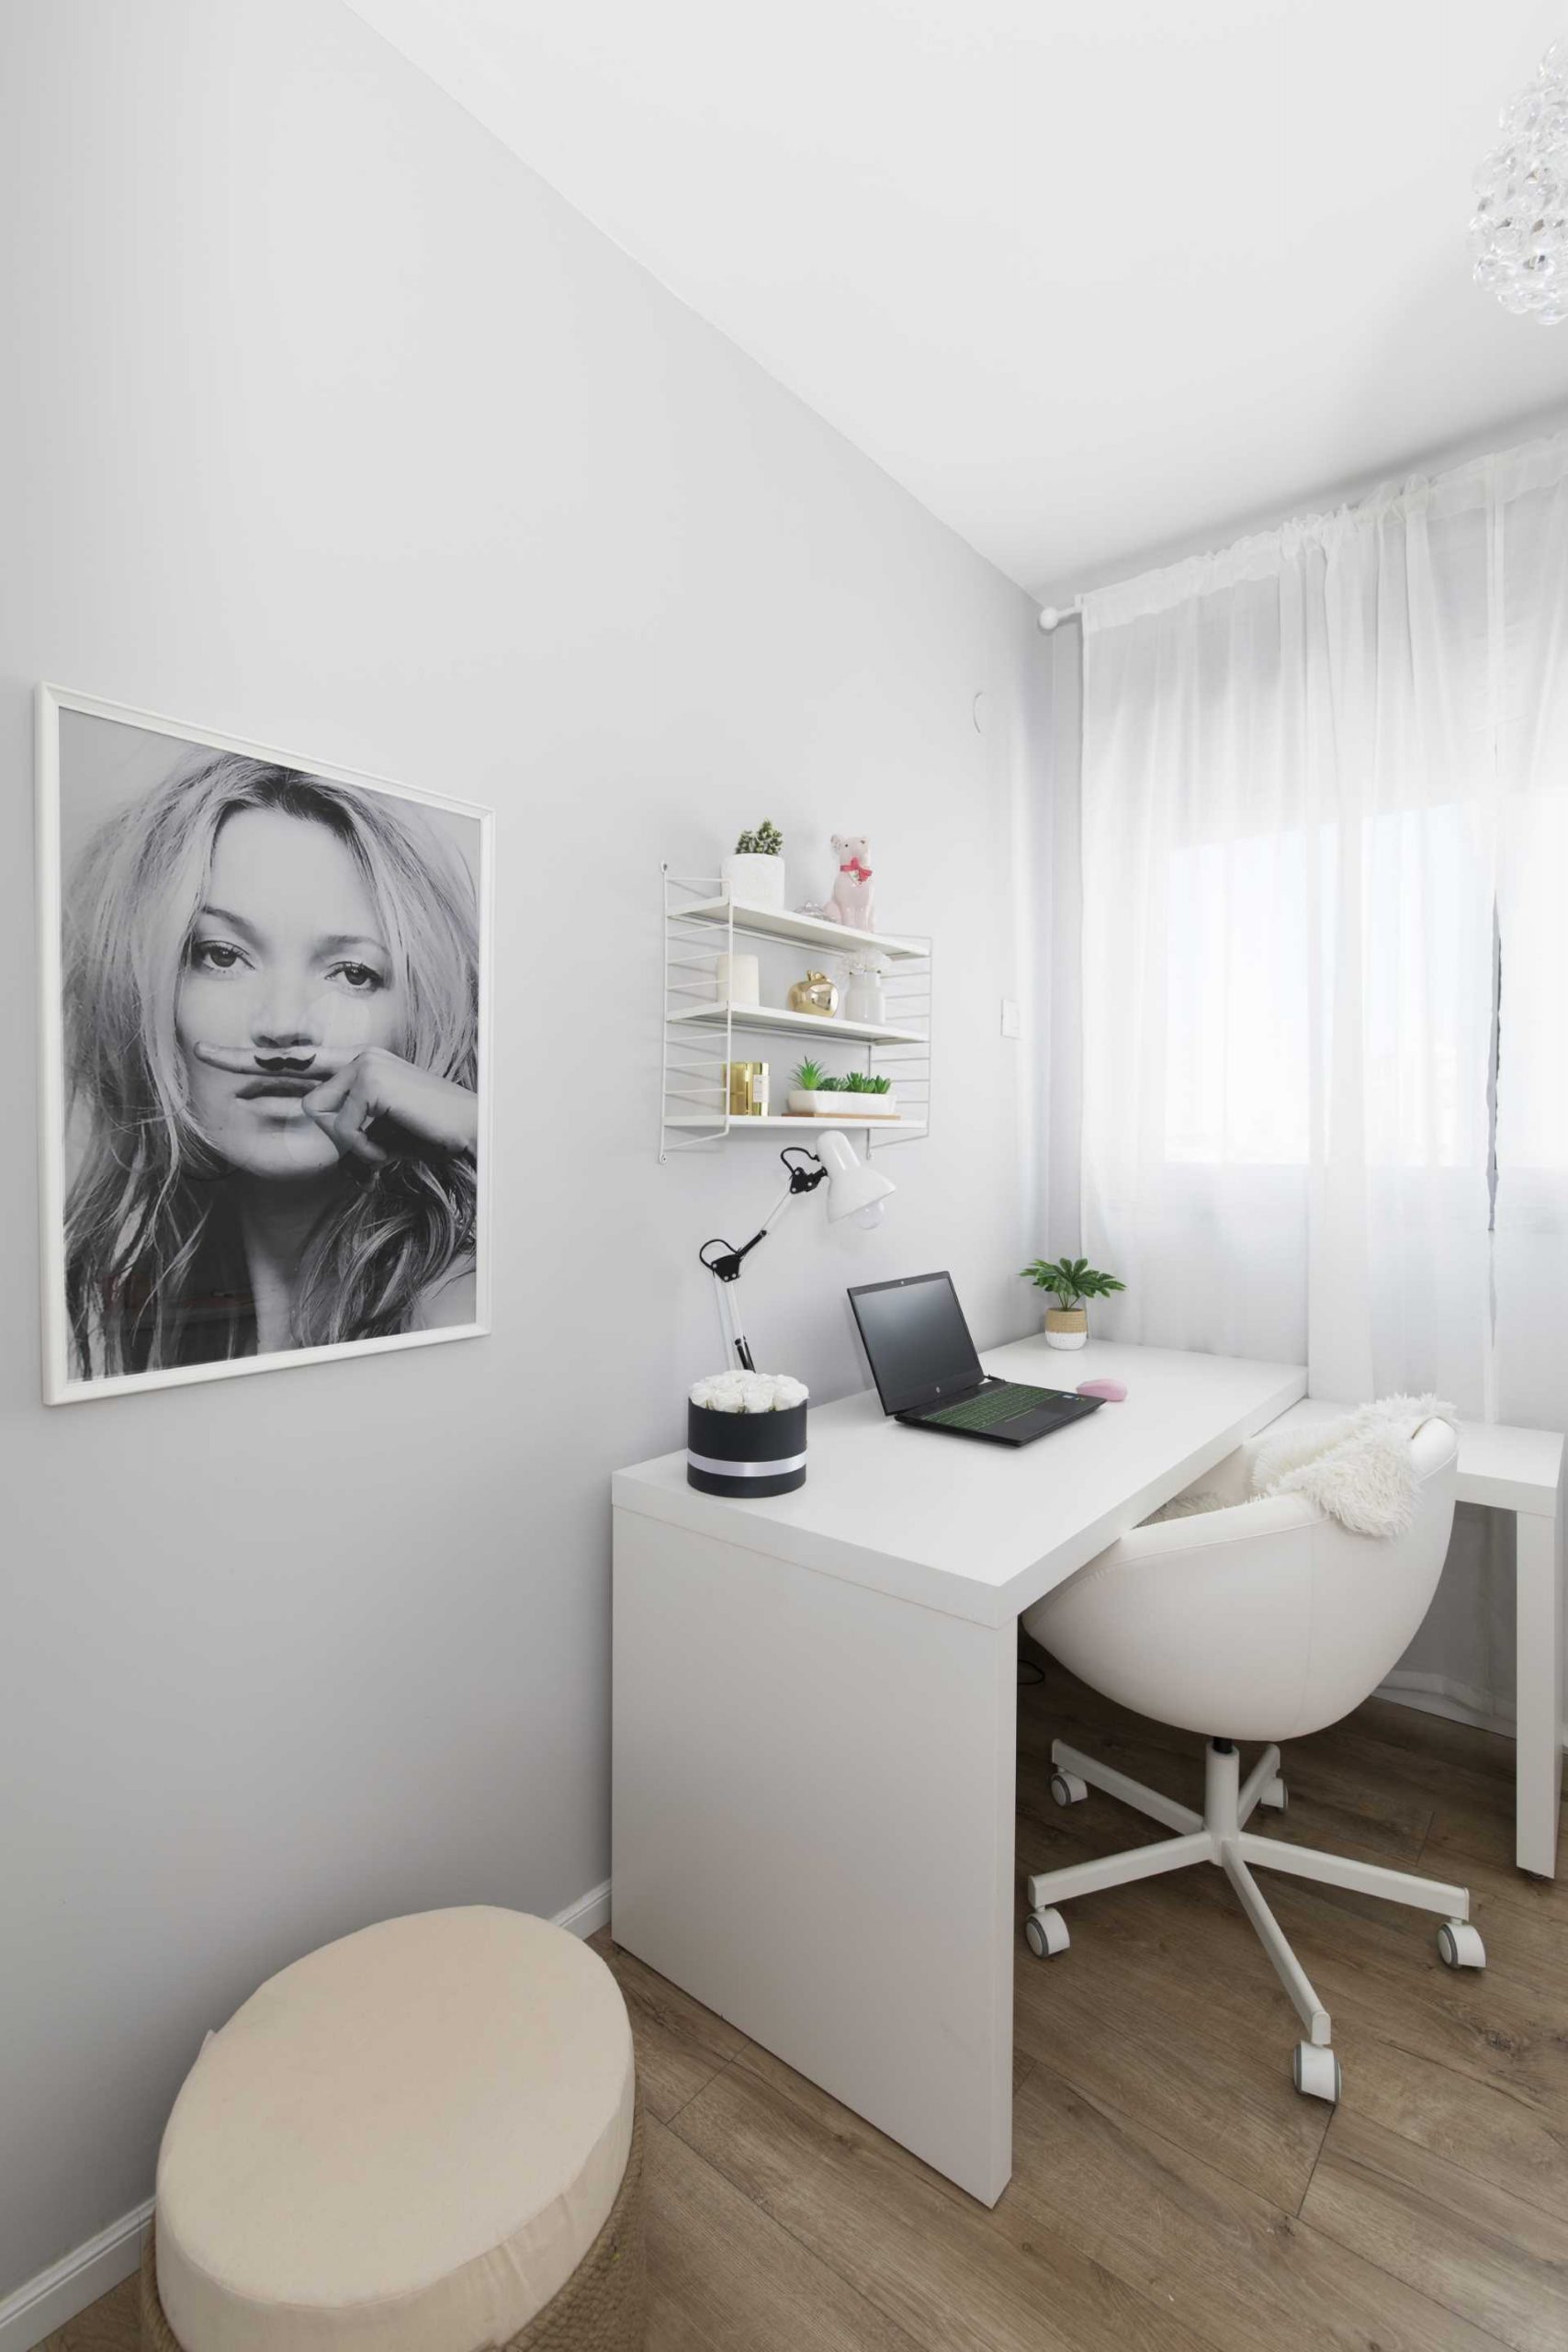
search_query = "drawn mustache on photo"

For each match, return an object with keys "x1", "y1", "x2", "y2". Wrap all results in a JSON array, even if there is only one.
[
  {"x1": 193, "y1": 1043, "x2": 355, "y2": 1077},
  {"x1": 192, "y1": 1044, "x2": 363, "y2": 1104}
]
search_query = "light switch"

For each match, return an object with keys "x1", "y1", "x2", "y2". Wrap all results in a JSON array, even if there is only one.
[{"x1": 1000, "y1": 998, "x2": 1022, "y2": 1039}]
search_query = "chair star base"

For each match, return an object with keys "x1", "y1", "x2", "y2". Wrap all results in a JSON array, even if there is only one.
[{"x1": 1023, "y1": 1736, "x2": 1483, "y2": 2102}]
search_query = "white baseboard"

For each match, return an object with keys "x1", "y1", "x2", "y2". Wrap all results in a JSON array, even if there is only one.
[
  {"x1": 0, "y1": 1879, "x2": 615, "y2": 2352},
  {"x1": 0, "y1": 2199, "x2": 152, "y2": 2352},
  {"x1": 554, "y1": 1876, "x2": 612, "y2": 1940}
]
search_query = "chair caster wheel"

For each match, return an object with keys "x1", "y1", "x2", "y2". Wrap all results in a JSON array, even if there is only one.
[
  {"x1": 1258, "y1": 1775, "x2": 1288, "y2": 1811},
  {"x1": 1049, "y1": 1770, "x2": 1088, "y2": 1807},
  {"x1": 1292, "y1": 2042, "x2": 1341, "y2": 2104},
  {"x1": 1437, "y1": 1920, "x2": 1485, "y2": 1970},
  {"x1": 1024, "y1": 1907, "x2": 1070, "y2": 1959}
]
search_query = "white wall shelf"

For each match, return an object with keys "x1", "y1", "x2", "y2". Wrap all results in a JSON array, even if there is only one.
[
  {"x1": 676, "y1": 895, "x2": 926, "y2": 962},
  {"x1": 665, "y1": 1115, "x2": 930, "y2": 1135},
  {"x1": 660, "y1": 868, "x2": 931, "y2": 1159},
  {"x1": 667, "y1": 1001, "x2": 928, "y2": 1047}
]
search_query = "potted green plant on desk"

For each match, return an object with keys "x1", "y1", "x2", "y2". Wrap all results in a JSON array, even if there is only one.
[{"x1": 1021, "y1": 1256, "x2": 1126, "y2": 1350}]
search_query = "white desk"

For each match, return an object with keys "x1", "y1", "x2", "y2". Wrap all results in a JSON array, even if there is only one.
[
  {"x1": 611, "y1": 1337, "x2": 1305, "y2": 2206},
  {"x1": 1266, "y1": 1399, "x2": 1564, "y2": 1878}
]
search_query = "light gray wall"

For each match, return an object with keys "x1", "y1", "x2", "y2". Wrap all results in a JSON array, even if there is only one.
[{"x1": 0, "y1": 0, "x2": 1048, "y2": 2300}]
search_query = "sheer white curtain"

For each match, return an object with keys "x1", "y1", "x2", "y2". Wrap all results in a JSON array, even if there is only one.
[{"x1": 1078, "y1": 434, "x2": 1568, "y2": 1726}]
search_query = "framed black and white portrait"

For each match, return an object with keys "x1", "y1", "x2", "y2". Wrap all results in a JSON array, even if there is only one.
[{"x1": 36, "y1": 688, "x2": 492, "y2": 1402}]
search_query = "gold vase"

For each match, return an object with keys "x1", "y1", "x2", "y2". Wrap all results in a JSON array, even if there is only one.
[{"x1": 787, "y1": 970, "x2": 840, "y2": 1018}]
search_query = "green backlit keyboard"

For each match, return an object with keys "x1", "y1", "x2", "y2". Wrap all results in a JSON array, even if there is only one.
[{"x1": 925, "y1": 1384, "x2": 1054, "y2": 1430}]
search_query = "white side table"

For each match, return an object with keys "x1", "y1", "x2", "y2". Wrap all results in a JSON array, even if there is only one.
[
  {"x1": 1456, "y1": 1421, "x2": 1564, "y2": 1877},
  {"x1": 1267, "y1": 1403, "x2": 1563, "y2": 1877}
]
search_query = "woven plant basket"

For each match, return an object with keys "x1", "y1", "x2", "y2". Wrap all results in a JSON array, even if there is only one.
[{"x1": 141, "y1": 2097, "x2": 647, "y2": 2352}]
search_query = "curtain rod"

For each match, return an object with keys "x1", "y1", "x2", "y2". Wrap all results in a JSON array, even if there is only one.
[{"x1": 1036, "y1": 601, "x2": 1083, "y2": 632}]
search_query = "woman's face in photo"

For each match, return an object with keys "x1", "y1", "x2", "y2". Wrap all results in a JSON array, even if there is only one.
[{"x1": 175, "y1": 808, "x2": 404, "y2": 1181}]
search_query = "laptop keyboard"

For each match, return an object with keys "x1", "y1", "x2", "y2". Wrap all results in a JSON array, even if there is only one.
[{"x1": 925, "y1": 1384, "x2": 1055, "y2": 1431}]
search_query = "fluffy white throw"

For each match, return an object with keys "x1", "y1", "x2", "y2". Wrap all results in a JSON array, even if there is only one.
[{"x1": 1247, "y1": 1394, "x2": 1455, "y2": 1538}]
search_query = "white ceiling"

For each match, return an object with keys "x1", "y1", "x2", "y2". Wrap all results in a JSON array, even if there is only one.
[{"x1": 347, "y1": 0, "x2": 1568, "y2": 601}]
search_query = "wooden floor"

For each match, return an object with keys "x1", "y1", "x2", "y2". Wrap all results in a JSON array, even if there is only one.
[{"x1": 42, "y1": 1657, "x2": 1568, "y2": 2352}]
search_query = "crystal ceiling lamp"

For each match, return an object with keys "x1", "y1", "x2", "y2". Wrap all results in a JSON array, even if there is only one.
[{"x1": 1472, "y1": 39, "x2": 1568, "y2": 322}]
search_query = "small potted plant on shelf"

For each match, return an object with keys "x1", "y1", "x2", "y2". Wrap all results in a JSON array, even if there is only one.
[
  {"x1": 721, "y1": 819, "x2": 786, "y2": 911},
  {"x1": 786, "y1": 1062, "x2": 898, "y2": 1119},
  {"x1": 1021, "y1": 1256, "x2": 1125, "y2": 1350},
  {"x1": 787, "y1": 1057, "x2": 839, "y2": 1116},
  {"x1": 840, "y1": 1069, "x2": 898, "y2": 1119}
]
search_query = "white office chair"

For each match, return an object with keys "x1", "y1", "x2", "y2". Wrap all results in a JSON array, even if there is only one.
[{"x1": 1020, "y1": 1414, "x2": 1483, "y2": 2104}]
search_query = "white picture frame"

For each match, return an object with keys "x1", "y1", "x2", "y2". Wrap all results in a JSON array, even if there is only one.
[{"x1": 36, "y1": 685, "x2": 494, "y2": 1404}]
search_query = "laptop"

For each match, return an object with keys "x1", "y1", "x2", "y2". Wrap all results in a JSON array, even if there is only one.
[{"x1": 848, "y1": 1272, "x2": 1106, "y2": 1446}]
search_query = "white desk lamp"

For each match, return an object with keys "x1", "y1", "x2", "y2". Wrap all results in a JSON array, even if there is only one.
[{"x1": 699, "y1": 1133, "x2": 895, "y2": 1371}]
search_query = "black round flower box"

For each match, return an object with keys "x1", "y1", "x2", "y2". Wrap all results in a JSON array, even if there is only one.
[{"x1": 687, "y1": 1399, "x2": 807, "y2": 1497}]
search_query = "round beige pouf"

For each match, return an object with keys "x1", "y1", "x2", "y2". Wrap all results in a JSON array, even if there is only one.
[{"x1": 142, "y1": 1907, "x2": 644, "y2": 2352}]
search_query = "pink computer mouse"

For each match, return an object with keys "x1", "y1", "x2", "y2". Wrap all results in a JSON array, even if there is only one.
[{"x1": 1077, "y1": 1378, "x2": 1126, "y2": 1403}]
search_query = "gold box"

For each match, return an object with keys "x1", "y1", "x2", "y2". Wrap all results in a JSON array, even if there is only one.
[{"x1": 727, "y1": 1061, "x2": 770, "y2": 1115}]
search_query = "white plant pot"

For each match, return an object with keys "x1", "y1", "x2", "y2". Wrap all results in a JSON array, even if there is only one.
[
  {"x1": 788, "y1": 1090, "x2": 897, "y2": 1118},
  {"x1": 1043, "y1": 1308, "x2": 1089, "y2": 1350},
  {"x1": 721, "y1": 853, "x2": 786, "y2": 910}
]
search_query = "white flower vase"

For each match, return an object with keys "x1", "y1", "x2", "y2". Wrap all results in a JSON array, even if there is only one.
[{"x1": 721, "y1": 852, "x2": 786, "y2": 910}]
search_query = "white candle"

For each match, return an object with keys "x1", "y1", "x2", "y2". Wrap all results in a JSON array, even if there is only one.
[{"x1": 716, "y1": 952, "x2": 760, "y2": 1005}]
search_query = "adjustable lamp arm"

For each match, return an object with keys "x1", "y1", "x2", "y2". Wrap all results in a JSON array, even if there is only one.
[{"x1": 699, "y1": 1148, "x2": 825, "y2": 1371}]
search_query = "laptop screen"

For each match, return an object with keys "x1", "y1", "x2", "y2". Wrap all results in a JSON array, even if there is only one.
[{"x1": 849, "y1": 1272, "x2": 985, "y2": 1416}]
